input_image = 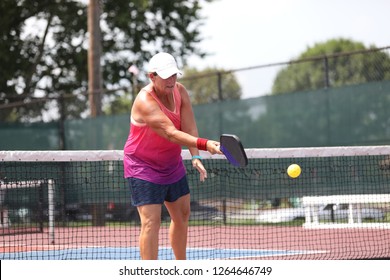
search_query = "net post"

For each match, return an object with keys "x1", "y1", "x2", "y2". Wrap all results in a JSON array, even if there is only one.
[
  {"x1": 304, "y1": 205, "x2": 312, "y2": 225},
  {"x1": 222, "y1": 199, "x2": 227, "y2": 225},
  {"x1": 348, "y1": 204, "x2": 354, "y2": 224},
  {"x1": 48, "y1": 179, "x2": 55, "y2": 245}
]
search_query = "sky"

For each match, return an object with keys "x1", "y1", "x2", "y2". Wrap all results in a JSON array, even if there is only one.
[{"x1": 187, "y1": 0, "x2": 390, "y2": 99}]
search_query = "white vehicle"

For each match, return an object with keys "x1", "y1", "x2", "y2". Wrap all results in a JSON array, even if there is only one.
[{"x1": 255, "y1": 203, "x2": 384, "y2": 223}]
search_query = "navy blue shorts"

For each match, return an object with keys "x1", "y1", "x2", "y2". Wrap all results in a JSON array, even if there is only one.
[{"x1": 127, "y1": 176, "x2": 190, "y2": 207}]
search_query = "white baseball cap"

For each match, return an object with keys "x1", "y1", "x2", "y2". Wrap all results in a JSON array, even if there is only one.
[{"x1": 148, "y1": 52, "x2": 182, "y2": 79}]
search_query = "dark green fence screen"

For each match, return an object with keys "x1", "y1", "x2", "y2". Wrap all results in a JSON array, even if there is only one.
[{"x1": 1, "y1": 81, "x2": 390, "y2": 150}]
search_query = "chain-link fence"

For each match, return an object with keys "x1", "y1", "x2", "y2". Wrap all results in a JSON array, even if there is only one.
[
  {"x1": 180, "y1": 46, "x2": 390, "y2": 101},
  {"x1": 1, "y1": 47, "x2": 390, "y2": 150}
]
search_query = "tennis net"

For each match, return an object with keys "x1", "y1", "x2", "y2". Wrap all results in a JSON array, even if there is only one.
[{"x1": 1, "y1": 146, "x2": 390, "y2": 260}]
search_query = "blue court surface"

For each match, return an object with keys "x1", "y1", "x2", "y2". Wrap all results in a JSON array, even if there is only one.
[{"x1": 0, "y1": 247, "x2": 325, "y2": 260}]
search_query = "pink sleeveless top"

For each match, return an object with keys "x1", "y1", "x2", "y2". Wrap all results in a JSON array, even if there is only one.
[{"x1": 123, "y1": 83, "x2": 186, "y2": 184}]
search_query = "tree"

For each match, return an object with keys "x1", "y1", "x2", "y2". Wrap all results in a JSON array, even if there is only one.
[
  {"x1": 181, "y1": 67, "x2": 242, "y2": 105},
  {"x1": 0, "y1": 0, "x2": 214, "y2": 122},
  {"x1": 271, "y1": 38, "x2": 390, "y2": 94}
]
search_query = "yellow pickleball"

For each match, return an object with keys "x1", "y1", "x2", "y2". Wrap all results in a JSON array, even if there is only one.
[{"x1": 287, "y1": 164, "x2": 301, "y2": 178}]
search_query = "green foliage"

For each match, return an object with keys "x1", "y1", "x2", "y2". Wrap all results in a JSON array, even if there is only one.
[
  {"x1": 0, "y1": 0, "x2": 213, "y2": 122},
  {"x1": 181, "y1": 67, "x2": 242, "y2": 104},
  {"x1": 103, "y1": 93, "x2": 132, "y2": 115},
  {"x1": 272, "y1": 38, "x2": 390, "y2": 94}
]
